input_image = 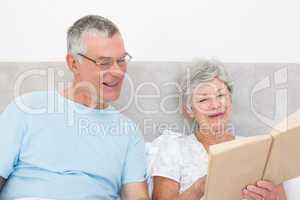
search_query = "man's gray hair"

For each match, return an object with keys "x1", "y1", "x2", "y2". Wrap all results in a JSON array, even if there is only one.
[
  {"x1": 67, "y1": 15, "x2": 120, "y2": 59},
  {"x1": 180, "y1": 58, "x2": 234, "y2": 110}
]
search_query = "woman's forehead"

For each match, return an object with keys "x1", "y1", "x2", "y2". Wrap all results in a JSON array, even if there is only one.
[{"x1": 193, "y1": 78, "x2": 228, "y2": 95}]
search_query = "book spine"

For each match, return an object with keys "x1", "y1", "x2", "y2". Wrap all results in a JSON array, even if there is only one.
[{"x1": 261, "y1": 135, "x2": 274, "y2": 180}]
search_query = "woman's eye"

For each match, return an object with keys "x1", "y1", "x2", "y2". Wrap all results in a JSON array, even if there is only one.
[{"x1": 199, "y1": 99, "x2": 208, "y2": 103}]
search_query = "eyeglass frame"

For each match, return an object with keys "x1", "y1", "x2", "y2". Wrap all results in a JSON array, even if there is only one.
[{"x1": 77, "y1": 52, "x2": 132, "y2": 70}]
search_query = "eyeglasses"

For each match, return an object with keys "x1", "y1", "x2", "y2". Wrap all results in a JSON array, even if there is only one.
[
  {"x1": 77, "y1": 52, "x2": 132, "y2": 70},
  {"x1": 194, "y1": 92, "x2": 230, "y2": 108}
]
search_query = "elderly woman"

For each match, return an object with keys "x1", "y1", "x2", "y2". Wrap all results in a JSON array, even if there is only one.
[{"x1": 151, "y1": 59, "x2": 286, "y2": 200}]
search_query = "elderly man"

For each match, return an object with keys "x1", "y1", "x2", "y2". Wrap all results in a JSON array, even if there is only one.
[{"x1": 0, "y1": 15, "x2": 148, "y2": 199}]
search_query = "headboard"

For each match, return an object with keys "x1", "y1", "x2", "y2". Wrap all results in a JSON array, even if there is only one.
[{"x1": 1, "y1": 62, "x2": 299, "y2": 141}]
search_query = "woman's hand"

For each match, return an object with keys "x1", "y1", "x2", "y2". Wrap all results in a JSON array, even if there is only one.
[
  {"x1": 194, "y1": 175, "x2": 207, "y2": 195},
  {"x1": 242, "y1": 180, "x2": 286, "y2": 200}
]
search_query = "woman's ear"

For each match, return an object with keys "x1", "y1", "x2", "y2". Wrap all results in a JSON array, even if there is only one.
[
  {"x1": 66, "y1": 53, "x2": 80, "y2": 75},
  {"x1": 183, "y1": 105, "x2": 195, "y2": 119}
]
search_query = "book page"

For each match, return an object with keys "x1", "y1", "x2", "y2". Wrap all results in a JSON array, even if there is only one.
[
  {"x1": 263, "y1": 110, "x2": 300, "y2": 184},
  {"x1": 204, "y1": 135, "x2": 272, "y2": 200}
]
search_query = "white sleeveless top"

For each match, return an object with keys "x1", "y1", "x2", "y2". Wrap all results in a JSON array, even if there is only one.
[{"x1": 151, "y1": 132, "x2": 208, "y2": 193}]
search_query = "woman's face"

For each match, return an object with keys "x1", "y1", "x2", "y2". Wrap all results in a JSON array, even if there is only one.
[{"x1": 189, "y1": 78, "x2": 232, "y2": 134}]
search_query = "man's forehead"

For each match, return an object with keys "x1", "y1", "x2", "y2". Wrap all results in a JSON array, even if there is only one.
[
  {"x1": 83, "y1": 32, "x2": 123, "y2": 44},
  {"x1": 83, "y1": 32, "x2": 125, "y2": 57}
]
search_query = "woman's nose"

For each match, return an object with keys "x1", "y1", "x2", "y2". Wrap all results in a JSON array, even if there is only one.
[{"x1": 210, "y1": 98, "x2": 222, "y2": 109}]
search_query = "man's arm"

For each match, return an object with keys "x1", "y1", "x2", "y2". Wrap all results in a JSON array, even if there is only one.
[
  {"x1": 0, "y1": 176, "x2": 6, "y2": 191},
  {"x1": 121, "y1": 181, "x2": 149, "y2": 200}
]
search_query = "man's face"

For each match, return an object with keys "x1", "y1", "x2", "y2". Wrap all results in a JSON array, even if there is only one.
[{"x1": 75, "y1": 32, "x2": 127, "y2": 102}]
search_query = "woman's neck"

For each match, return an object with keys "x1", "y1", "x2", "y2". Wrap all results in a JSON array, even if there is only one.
[{"x1": 195, "y1": 130, "x2": 235, "y2": 151}]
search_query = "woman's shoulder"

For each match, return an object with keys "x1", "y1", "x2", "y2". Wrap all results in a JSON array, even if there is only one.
[
  {"x1": 151, "y1": 130, "x2": 185, "y2": 148},
  {"x1": 146, "y1": 130, "x2": 184, "y2": 165},
  {"x1": 147, "y1": 130, "x2": 192, "y2": 160},
  {"x1": 154, "y1": 130, "x2": 207, "y2": 156}
]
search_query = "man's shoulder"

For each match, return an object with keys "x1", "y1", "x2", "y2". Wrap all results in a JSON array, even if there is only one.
[
  {"x1": 111, "y1": 110, "x2": 138, "y2": 128},
  {"x1": 13, "y1": 90, "x2": 52, "y2": 107},
  {"x1": 4, "y1": 90, "x2": 52, "y2": 115},
  {"x1": 118, "y1": 112, "x2": 136, "y2": 124},
  {"x1": 103, "y1": 108, "x2": 142, "y2": 139}
]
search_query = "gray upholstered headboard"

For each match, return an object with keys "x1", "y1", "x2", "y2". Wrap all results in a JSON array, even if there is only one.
[{"x1": 0, "y1": 62, "x2": 299, "y2": 141}]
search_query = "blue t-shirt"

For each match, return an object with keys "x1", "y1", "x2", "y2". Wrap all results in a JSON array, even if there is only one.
[{"x1": 0, "y1": 91, "x2": 146, "y2": 200}]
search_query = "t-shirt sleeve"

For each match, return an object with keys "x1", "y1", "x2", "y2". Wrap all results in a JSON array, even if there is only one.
[
  {"x1": 0, "y1": 101, "x2": 27, "y2": 179},
  {"x1": 151, "y1": 138, "x2": 181, "y2": 183},
  {"x1": 121, "y1": 125, "x2": 147, "y2": 185}
]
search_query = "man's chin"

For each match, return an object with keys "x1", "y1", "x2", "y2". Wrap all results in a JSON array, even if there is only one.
[{"x1": 102, "y1": 92, "x2": 121, "y2": 102}]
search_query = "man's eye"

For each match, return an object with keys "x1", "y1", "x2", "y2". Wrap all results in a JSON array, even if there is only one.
[
  {"x1": 100, "y1": 61, "x2": 112, "y2": 66},
  {"x1": 117, "y1": 58, "x2": 126, "y2": 64}
]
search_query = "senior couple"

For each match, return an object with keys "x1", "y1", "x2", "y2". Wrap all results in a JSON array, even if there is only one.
[{"x1": 0, "y1": 15, "x2": 290, "y2": 199}]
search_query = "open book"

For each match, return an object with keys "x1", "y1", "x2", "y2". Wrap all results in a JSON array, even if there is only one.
[{"x1": 203, "y1": 110, "x2": 300, "y2": 200}]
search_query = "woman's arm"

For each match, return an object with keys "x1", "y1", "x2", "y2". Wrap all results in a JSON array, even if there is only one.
[
  {"x1": 276, "y1": 184, "x2": 287, "y2": 200},
  {"x1": 152, "y1": 176, "x2": 206, "y2": 200}
]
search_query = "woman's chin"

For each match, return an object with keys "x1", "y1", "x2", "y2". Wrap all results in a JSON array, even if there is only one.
[{"x1": 208, "y1": 121, "x2": 230, "y2": 135}]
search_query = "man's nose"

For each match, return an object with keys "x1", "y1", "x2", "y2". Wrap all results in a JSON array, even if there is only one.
[{"x1": 108, "y1": 61, "x2": 126, "y2": 77}]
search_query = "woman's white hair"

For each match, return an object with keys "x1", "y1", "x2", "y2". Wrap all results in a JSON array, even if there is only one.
[{"x1": 179, "y1": 58, "x2": 233, "y2": 112}]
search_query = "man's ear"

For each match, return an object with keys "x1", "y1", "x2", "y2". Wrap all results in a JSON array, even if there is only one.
[{"x1": 66, "y1": 53, "x2": 80, "y2": 75}]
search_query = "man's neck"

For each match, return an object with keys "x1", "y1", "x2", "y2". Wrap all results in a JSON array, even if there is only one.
[{"x1": 61, "y1": 85, "x2": 109, "y2": 110}]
